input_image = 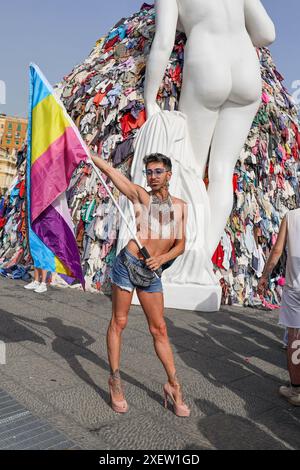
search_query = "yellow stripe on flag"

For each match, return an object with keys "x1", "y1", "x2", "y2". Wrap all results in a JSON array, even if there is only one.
[
  {"x1": 31, "y1": 94, "x2": 70, "y2": 164},
  {"x1": 55, "y1": 256, "x2": 72, "y2": 276}
]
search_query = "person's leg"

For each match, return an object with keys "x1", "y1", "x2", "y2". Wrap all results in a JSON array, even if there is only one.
[
  {"x1": 34, "y1": 269, "x2": 48, "y2": 293},
  {"x1": 283, "y1": 328, "x2": 289, "y2": 349},
  {"x1": 279, "y1": 328, "x2": 300, "y2": 403},
  {"x1": 107, "y1": 284, "x2": 133, "y2": 400},
  {"x1": 136, "y1": 290, "x2": 186, "y2": 407},
  {"x1": 137, "y1": 291, "x2": 176, "y2": 378},
  {"x1": 287, "y1": 328, "x2": 300, "y2": 386},
  {"x1": 41, "y1": 270, "x2": 47, "y2": 284},
  {"x1": 24, "y1": 267, "x2": 40, "y2": 289},
  {"x1": 34, "y1": 268, "x2": 40, "y2": 282}
]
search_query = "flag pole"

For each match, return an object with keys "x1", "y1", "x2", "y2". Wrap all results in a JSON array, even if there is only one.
[{"x1": 87, "y1": 158, "x2": 160, "y2": 278}]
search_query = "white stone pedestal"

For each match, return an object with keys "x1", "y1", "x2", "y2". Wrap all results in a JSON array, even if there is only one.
[{"x1": 132, "y1": 283, "x2": 222, "y2": 312}]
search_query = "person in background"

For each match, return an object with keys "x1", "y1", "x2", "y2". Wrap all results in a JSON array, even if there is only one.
[
  {"x1": 258, "y1": 208, "x2": 300, "y2": 406},
  {"x1": 24, "y1": 267, "x2": 48, "y2": 293}
]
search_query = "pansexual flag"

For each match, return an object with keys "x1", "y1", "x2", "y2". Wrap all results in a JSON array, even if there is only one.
[{"x1": 27, "y1": 63, "x2": 88, "y2": 287}]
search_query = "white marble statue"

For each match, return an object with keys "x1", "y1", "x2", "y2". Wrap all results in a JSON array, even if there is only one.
[{"x1": 119, "y1": 0, "x2": 276, "y2": 311}]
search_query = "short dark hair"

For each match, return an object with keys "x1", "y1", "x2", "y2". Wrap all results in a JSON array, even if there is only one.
[{"x1": 143, "y1": 153, "x2": 172, "y2": 171}]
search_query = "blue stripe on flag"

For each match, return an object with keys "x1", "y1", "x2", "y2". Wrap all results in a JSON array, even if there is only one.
[
  {"x1": 30, "y1": 64, "x2": 51, "y2": 109},
  {"x1": 27, "y1": 64, "x2": 55, "y2": 272}
]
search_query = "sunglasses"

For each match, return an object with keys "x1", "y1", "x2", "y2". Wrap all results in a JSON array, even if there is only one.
[{"x1": 143, "y1": 168, "x2": 168, "y2": 177}]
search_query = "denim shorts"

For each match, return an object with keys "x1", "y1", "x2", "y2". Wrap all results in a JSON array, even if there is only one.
[{"x1": 110, "y1": 248, "x2": 163, "y2": 293}]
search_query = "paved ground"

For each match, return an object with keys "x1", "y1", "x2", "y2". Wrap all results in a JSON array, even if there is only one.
[
  {"x1": 0, "y1": 277, "x2": 299, "y2": 450},
  {"x1": 0, "y1": 388, "x2": 79, "y2": 450}
]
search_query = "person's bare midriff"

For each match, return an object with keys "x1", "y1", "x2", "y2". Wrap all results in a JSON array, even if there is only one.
[{"x1": 126, "y1": 237, "x2": 176, "y2": 260}]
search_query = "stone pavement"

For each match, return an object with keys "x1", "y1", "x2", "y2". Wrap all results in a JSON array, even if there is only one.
[{"x1": 0, "y1": 277, "x2": 299, "y2": 450}]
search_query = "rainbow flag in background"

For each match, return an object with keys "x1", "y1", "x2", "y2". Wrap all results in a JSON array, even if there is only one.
[{"x1": 27, "y1": 63, "x2": 88, "y2": 287}]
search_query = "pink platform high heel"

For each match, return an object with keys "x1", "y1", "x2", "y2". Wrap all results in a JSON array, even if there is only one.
[
  {"x1": 163, "y1": 382, "x2": 191, "y2": 417},
  {"x1": 108, "y1": 377, "x2": 129, "y2": 414}
]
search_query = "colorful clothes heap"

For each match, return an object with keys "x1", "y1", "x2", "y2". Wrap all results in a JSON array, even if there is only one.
[
  {"x1": 1, "y1": 3, "x2": 299, "y2": 307},
  {"x1": 0, "y1": 173, "x2": 29, "y2": 269}
]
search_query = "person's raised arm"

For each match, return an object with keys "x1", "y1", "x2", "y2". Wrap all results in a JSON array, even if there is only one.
[
  {"x1": 144, "y1": 0, "x2": 179, "y2": 119},
  {"x1": 258, "y1": 216, "x2": 287, "y2": 294},
  {"x1": 244, "y1": 0, "x2": 276, "y2": 47},
  {"x1": 90, "y1": 154, "x2": 147, "y2": 204}
]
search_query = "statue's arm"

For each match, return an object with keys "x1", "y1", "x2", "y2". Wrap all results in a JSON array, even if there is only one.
[
  {"x1": 144, "y1": 0, "x2": 179, "y2": 118},
  {"x1": 244, "y1": 0, "x2": 276, "y2": 47}
]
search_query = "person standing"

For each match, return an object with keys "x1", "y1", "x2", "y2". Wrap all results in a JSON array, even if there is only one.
[
  {"x1": 91, "y1": 152, "x2": 190, "y2": 417},
  {"x1": 258, "y1": 208, "x2": 300, "y2": 406}
]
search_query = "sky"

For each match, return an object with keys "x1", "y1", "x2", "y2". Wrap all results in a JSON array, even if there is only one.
[{"x1": 0, "y1": 0, "x2": 299, "y2": 118}]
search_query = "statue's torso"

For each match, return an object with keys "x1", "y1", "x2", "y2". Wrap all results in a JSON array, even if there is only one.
[
  {"x1": 177, "y1": 0, "x2": 256, "y2": 61},
  {"x1": 176, "y1": 0, "x2": 261, "y2": 108},
  {"x1": 177, "y1": 0, "x2": 246, "y2": 36}
]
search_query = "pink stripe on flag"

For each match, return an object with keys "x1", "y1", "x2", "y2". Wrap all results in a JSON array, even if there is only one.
[{"x1": 31, "y1": 126, "x2": 87, "y2": 222}]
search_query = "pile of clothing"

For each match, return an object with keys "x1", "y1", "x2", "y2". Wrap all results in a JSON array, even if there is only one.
[
  {"x1": 0, "y1": 264, "x2": 31, "y2": 281},
  {"x1": 0, "y1": 3, "x2": 299, "y2": 307},
  {"x1": 0, "y1": 163, "x2": 30, "y2": 270}
]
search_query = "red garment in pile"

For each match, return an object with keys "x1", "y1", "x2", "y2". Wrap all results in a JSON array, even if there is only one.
[
  {"x1": 212, "y1": 242, "x2": 225, "y2": 269},
  {"x1": 120, "y1": 109, "x2": 146, "y2": 137},
  {"x1": 232, "y1": 174, "x2": 239, "y2": 192},
  {"x1": 169, "y1": 64, "x2": 181, "y2": 83},
  {"x1": 94, "y1": 83, "x2": 113, "y2": 107},
  {"x1": 231, "y1": 241, "x2": 236, "y2": 264},
  {"x1": 94, "y1": 91, "x2": 107, "y2": 106},
  {"x1": 291, "y1": 122, "x2": 300, "y2": 150},
  {"x1": 104, "y1": 36, "x2": 120, "y2": 51},
  {"x1": 19, "y1": 180, "x2": 26, "y2": 199}
]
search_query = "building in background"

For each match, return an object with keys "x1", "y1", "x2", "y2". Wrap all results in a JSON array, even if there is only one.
[
  {"x1": 0, "y1": 147, "x2": 17, "y2": 191},
  {"x1": 0, "y1": 114, "x2": 27, "y2": 191},
  {"x1": 0, "y1": 114, "x2": 6, "y2": 146},
  {"x1": 0, "y1": 114, "x2": 27, "y2": 153}
]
